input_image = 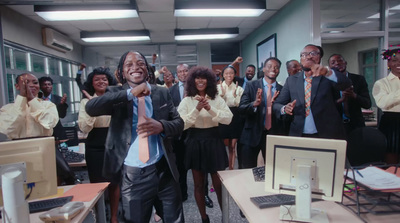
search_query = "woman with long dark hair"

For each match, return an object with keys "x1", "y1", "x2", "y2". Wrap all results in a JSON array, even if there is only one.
[{"x1": 178, "y1": 66, "x2": 232, "y2": 222}]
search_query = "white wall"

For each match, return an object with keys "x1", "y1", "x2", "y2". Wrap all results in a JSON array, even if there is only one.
[
  {"x1": 241, "y1": 0, "x2": 316, "y2": 84},
  {"x1": 323, "y1": 38, "x2": 379, "y2": 74},
  {"x1": 0, "y1": 6, "x2": 82, "y2": 62}
]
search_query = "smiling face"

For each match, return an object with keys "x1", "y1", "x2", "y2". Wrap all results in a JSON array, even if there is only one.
[
  {"x1": 177, "y1": 64, "x2": 189, "y2": 83},
  {"x1": 263, "y1": 59, "x2": 280, "y2": 82},
  {"x1": 245, "y1": 66, "x2": 255, "y2": 80},
  {"x1": 195, "y1": 77, "x2": 207, "y2": 95},
  {"x1": 15, "y1": 73, "x2": 40, "y2": 97},
  {"x1": 122, "y1": 52, "x2": 148, "y2": 87},
  {"x1": 223, "y1": 67, "x2": 235, "y2": 84},
  {"x1": 328, "y1": 55, "x2": 347, "y2": 73},
  {"x1": 40, "y1": 80, "x2": 53, "y2": 96},
  {"x1": 92, "y1": 74, "x2": 109, "y2": 95},
  {"x1": 287, "y1": 60, "x2": 302, "y2": 76},
  {"x1": 300, "y1": 45, "x2": 321, "y2": 71},
  {"x1": 388, "y1": 56, "x2": 400, "y2": 77}
]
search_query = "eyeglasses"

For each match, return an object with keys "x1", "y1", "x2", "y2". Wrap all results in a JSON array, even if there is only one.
[{"x1": 300, "y1": 51, "x2": 320, "y2": 58}]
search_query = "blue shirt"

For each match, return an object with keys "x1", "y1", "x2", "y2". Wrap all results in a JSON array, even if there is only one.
[
  {"x1": 303, "y1": 70, "x2": 338, "y2": 134},
  {"x1": 124, "y1": 84, "x2": 164, "y2": 167}
]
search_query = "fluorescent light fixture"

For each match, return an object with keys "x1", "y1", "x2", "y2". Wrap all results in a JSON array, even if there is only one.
[
  {"x1": 175, "y1": 28, "x2": 239, "y2": 41},
  {"x1": 174, "y1": 0, "x2": 265, "y2": 17},
  {"x1": 81, "y1": 30, "x2": 150, "y2": 43},
  {"x1": 34, "y1": 4, "x2": 138, "y2": 21}
]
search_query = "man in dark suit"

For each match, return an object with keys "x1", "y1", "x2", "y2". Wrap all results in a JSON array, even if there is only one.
[
  {"x1": 86, "y1": 51, "x2": 184, "y2": 223},
  {"x1": 38, "y1": 76, "x2": 68, "y2": 118},
  {"x1": 328, "y1": 54, "x2": 372, "y2": 137},
  {"x1": 231, "y1": 56, "x2": 256, "y2": 90},
  {"x1": 238, "y1": 57, "x2": 285, "y2": 169},
  {"x1": 273, "y1": 44, "x2": 352, "y2": 139},
  {"x1": 169, "y1": 63, "x2": 189, "y2": 202}
]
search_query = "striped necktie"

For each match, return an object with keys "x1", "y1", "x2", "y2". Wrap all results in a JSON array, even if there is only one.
[{"x1": 305, "y1": 77, "x2": 312, "y2": 117}]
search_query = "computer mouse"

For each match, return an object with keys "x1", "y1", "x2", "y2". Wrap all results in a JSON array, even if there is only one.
[{"x1": 59, "y1": 201, "x2": 84, "y2": 213}]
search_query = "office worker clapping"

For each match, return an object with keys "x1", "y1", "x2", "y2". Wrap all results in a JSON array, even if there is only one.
[
  {"x1": 178, "y1": 66, "x2": 232, "y2": 223},
  {"x1": 218, "y1": 65, "x2": 244, "y2": 170}
]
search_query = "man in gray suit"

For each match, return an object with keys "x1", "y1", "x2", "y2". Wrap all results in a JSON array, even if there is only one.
[{"x1": 86, "y1": 51, "x2": 184, "y2": 223}]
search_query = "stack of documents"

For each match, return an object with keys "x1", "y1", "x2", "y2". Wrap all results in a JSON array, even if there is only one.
[{"x1": 345, "y1": 166, "x2": 400, "y2": 190}]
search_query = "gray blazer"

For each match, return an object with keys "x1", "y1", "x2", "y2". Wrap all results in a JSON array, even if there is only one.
[{"x1": 85, "y1": 83, "x2": 184, "y2": 182}]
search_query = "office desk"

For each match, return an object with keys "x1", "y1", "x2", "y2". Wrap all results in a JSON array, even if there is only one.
[
  {"x1": 29, "y1": 183, "x2": 108, "y2": 223},
  {"x1": 218, "y1": 169, "x2": 364, "y2": 223}
]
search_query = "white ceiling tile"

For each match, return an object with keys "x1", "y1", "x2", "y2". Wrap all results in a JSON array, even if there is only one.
[
  {"x1": 177, "y1": 17, "x2": 211, "y2": 29},
  {"x1": 136, "y1": 0, "x2": 174, "y2": 12},
  {"x1": 71, "y1": 21, "x2": 112, "y2": 31},
  {"x1": 139, "y1": 12, "x2": 175, "y2": 23}
]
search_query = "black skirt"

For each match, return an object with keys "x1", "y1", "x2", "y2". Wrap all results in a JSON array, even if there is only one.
[
  {"x1": 85, "y1": 127, "x2": 108, "y2": 183},
  {"x1": 219, "y1": 107, "x2": 244, "y2": 139},
  {"x1": 184, "y1": 127, "x2": 228, "y2": 173},
  {"x1": 379, "y1": 112, "x2": 400, "y2": 154}
]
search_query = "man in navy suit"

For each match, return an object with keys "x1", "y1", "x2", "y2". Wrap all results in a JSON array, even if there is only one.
[
  {"x1": 273, "y1": 44, "x2": 352, "y2": 140},
  {"x1": 169, "y1": 63, "x2": 189, "y2": 202},
  {"x1": 86, "y1": 51, "x2": 184, "y2": 223},
  {"x1": 39, "y1": 76, "x2": 68, "y2": 118},
  {"x1": 238, "y1": 57, "x2": 285, "y2": 169},
  {"x1": 328, "y1": 54, "x2": 372, "y2": 137}
]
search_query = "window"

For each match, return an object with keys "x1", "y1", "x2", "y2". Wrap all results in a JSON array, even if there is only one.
[
  {"x1": 48, "y1": 58, "x2": 59, "y2": 75},
  {"x1": 31, "y1": 54, "x2": 45, "y2": 73},
  {"x1": 359, "y1": 49, "x2": 378, "y2": 106},
  {"x1": 4, "y1": 46, "x2": 11, "y2": 69},
  {"x1": 13, "y1": 49, "x2": 27, "y2": 70}
]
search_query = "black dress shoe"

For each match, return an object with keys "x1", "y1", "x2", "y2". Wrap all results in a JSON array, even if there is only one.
[
  {"x1": 182, "y1": 193, "x2": 188, "y2": 202},
  {"x1": 205, "y1": 195, "x2": 213, "y2": 208},
  {"x1": 239, "y1": 210, "x2": 246, "y2": 218},
  {"x1": 202, "y1": 215, "x2": 210, "y2": 223}
]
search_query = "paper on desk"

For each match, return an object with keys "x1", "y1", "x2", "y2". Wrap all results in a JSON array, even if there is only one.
[
  {"x1": 345, "y1": 166, "x2": 400, "y2": 190},
  {"x1": 63, "y1": 182, "x2": 109, "y2": 202}
]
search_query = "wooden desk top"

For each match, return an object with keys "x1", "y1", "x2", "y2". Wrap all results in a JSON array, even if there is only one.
[
  {"x1": 218, "y1": 169, "x2": 364, "y2": 223},
  {"x1": 29, "y1": 183, "x2": 108, "y2": 223}
]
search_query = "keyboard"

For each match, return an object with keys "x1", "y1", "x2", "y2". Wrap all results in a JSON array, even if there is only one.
[
  {"x1": 250, "y1": 194, "x2": 295, "y2": 209},
  {"x1": 252, "y1": 166, "x2": 265, "y2": 182},
  {"x1": 64, "y1": 150, "x2": 85, "y2": 163},
  {"x1": 29, "y1": 196, "x2": 74, "y2": 213}
]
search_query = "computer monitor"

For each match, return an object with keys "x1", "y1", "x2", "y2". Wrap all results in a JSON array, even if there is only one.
[
  {"x1": 265, "y1": 135, "x2": 347, "y2": 222},
  {"x1": 0, "y1": 137, "x2": 57, "y2": 222}
]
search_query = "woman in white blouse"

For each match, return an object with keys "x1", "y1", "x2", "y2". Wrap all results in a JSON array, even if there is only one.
[
  {"x1": 218, "y1": 65, "x2": 244, "y2": 170},
  {"x1": 373, "y1": 49, "x2": 400, "y2": 164},
  {"x1": 178, "y1": 66, "x2": 233, "y2": 223},
  {"x1": 78, "y1": 67, "x2": 120, "y2": 223}
]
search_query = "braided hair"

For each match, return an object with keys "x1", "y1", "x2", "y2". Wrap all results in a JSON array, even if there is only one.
[{"x1": 116, "y1": 51, "x2": 154, "y2": 84}]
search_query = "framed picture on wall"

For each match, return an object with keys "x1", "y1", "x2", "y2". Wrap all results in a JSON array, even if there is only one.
[{"x1": 256, "y1": 33, "x2": 277, "y2": 78}]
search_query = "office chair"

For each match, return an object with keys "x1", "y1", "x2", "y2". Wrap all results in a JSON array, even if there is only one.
[{"x1": 346, "y1": 127, "x2": 387, "y2": 166}]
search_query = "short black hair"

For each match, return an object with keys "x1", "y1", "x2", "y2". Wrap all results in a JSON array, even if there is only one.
[
  {"x1": 264, "y1": 57, "x2": 282, "y2": 67},
  {"x1": 246, "y1": 64, "x2": 256, "y2": 70},
  {"x1": 328, "y1": 54, "x2": 345, "y2": 63},
  {"x1": 286, "y1": 60, "x2": 298, "y2": 69},
  {"x1": 83, "y1": 67, "x2": 115, "y2": 96},
  {"x1": 305, "y1": 44, "x2": 324, "y2": 58},
  {"x1": 38, "y1": 76, "x2": 53, "y2": 85},
  {"x1": 185, "y1": 66, "x2": 218, "y2": 99}
]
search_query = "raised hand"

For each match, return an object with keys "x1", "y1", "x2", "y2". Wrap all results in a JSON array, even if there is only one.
[
  {"x1": 60, "y1": 93, "x2": 67, "y2": 104},
  {"x1": 311, "y1": 64, "x2": 331, "y2": 77},
  {"x1": 284, "y1": 100, "x2": 297, "y2": 115},
  {"x1": 342, "y1": 86, "x2": 356, "y2": 99},
  {"x1": 130, "y1": 82, "x2": 151, "y2": 97},
  {"x1": 137, "y1": 116, "x2": 163, "y2": 137},
  {"x1": 82, "y1": 90, "x2": 93, "y2": 100},
  {"x1": 272, "y1": 90, "x2": 280, "y2": 103},
  {"x1": 79, "y1": 63, "x2": 86, "y2": 71},
  {"x1": 220, "y1": 84, "x2": 226, "y2": 97},
  {"x1": 253, "y1": 88, "x2": 262, "y2": 107}
]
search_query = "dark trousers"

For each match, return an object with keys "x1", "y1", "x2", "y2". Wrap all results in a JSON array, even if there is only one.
[
  {"x1": 173, "y1": 132, "x2": 188, "y2": 198},
  {"x1": 121, "y1": 157, "x2": 184, "y2": 223},
  {"x1": 238, "y1": 130, "x2": 268, "y2": 169}
]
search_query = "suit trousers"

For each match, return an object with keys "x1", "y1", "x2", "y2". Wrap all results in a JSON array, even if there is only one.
[
  {"x1": 121, "y1": 156, "x2": 184, "y2": 223},
  {"x1": 239, "y1": 130, "x2": 268, "y2": 169}
]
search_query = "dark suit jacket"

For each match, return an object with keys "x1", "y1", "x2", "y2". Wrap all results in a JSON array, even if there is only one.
[
  {"x1": 234, "y1": 76, "x2": 245, "y2": 87},
  {"x1": 51, "y1": 94, "x2": 68, "y2": 118},
  {"x1": 238, "y1": 79, "x2": 285, "y2": 147},
  {"x1": 273, "y1": 71, "x2": 352, "y2": 139},
  {"x1": 85, "y1": 83, "x2": 184, "y2": 182},
  {"x1": 169, "y1": 83, "x2": 182, "y2": 107},
  {"x1": 343, "y1": 73, "x2": 372, "y2": 129}
]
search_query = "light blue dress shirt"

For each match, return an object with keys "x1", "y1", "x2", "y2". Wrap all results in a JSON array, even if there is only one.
[{"x1": 124, "y1": 84, "x2": 164, "y2": 168}]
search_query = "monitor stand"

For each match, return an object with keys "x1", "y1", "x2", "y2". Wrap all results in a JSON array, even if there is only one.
[
  {"x1": 1, "y1": 162, "x2": 30, "y2": 223},
  {"x1": 279, "y1": 165, "x2": 329, "y2": 223}
]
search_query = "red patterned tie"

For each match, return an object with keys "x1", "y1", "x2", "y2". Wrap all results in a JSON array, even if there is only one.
[
  {"x1": 305, "y1": 77, "x2": 312, "y2": 117},
  {"x1": 265, "y1": 84, "x2": 272, "y2": 130},
  {"x1": 138, "y1": 96, "x2": 149, "y2": 163}
]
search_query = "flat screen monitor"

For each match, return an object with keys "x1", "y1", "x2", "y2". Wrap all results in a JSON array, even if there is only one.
[
  {"x1": 265, "y1": 135, "x2": 346, "y2": 222},
  {"x1": 0, "y1": 137, "x2": 57, "y2": 206}
]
